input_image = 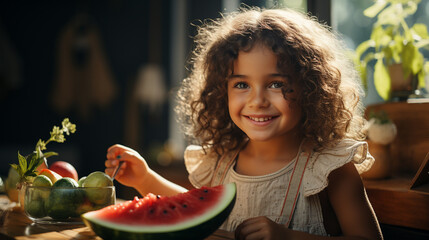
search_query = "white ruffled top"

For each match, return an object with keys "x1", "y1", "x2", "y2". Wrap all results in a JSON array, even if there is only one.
[{"x1": 184, "y1": 139, "x2": 374, "y2": 235}]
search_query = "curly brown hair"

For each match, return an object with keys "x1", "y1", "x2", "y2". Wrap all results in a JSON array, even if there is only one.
[{"x1": 176, "y1": 7, "x2": 366, "y2": 156}]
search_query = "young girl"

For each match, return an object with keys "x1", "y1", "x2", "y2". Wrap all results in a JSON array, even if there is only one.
[{"x1": 105, "y1": 7, "x2": 383, "y2": 240}]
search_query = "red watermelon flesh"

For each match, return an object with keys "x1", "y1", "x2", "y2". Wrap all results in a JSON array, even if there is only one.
[
  {"x1": 98, "y1": 187, "x2": 221, "y2": 225},
  {"x1": 82, "y1": 183, "x2": 236, "y2": 240}
]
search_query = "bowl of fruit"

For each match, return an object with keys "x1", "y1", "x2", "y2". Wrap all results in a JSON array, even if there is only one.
[{"x1": 24, "y1": 170, "x2": 115, "y2": 224}]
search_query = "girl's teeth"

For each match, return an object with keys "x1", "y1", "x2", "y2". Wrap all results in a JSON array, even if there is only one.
[{"x1": 249, "y1": 116, "x2": 272, "y2": 122}]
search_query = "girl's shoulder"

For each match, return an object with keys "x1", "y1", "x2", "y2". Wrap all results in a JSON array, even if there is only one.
[
  {"x1": 302, "y1": 139, "x2": 374, "y2": 197},
  {"x1": 184, "y1": 145, "x2": 219, "y2": 188}
]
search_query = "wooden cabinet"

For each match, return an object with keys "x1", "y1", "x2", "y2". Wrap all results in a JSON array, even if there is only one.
[{"x1": 363, "y1": 101, "x2": 429, "y2": 234}]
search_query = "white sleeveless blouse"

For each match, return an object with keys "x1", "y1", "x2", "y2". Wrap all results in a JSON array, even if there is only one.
[{"x1": 184, "y1": 139, "x2": 374, "y2": 235}]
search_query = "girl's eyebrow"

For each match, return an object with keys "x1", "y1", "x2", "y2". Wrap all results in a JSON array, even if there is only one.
[
  {"x1": 228, "y1": 73, "x2": 288, "y2": 79},
  {"x1": 270, "y1": 73, "x2": 289, "y2": 78}
]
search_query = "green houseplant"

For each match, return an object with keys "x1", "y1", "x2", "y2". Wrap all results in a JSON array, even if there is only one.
[{"x1": 355, "y1": 0, "x2": 429, "y2": 100}]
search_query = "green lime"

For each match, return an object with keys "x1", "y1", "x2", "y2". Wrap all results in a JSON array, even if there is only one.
[
  {"x1": 82, "y1": 171, "x2": 113, "y2": 187},
  {"x1": 33, "y1": 175, "x2": 53, "y2": 187},
  {"x1": 82, "y1": 172, "x2": 114, "y2": 206},
  {"x1": 47, "y1": 177, "x2": 83, "y2": 220},
  {"x1": 84, "y1": 187, "x2": 114, "y2": 205},
  {"x1": 78, "y1": 176, "x2": 87, "y2": 187},
  {"x1": 31, "y1": 175, "x2": 52, "y2": 200},
  {"x1": 52, "y1": 177, "x2": 78, "y2": 188},
  {"x1": 25, "y1": 200, "x2": 47, "y2": 218}
]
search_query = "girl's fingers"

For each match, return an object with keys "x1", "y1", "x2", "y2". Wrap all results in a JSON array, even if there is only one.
[
  {"x1": 105, "y1": 167, "x2": 115, "y2": 176},
  {"x1": 105, "y1": 163, "x2": 127, "y2": 178},
  {"x1": 114, "y1": 151, "x2": 145, "y2": 166},
  {"x1": 105, "y1": 159, "x2": 118, "y2": 168},
  {"x1": 235, "y1": 217, "x2": 265, "y2": 240},
  {"x1": 107, "y1": 144, "x2": 136, "y2": 159},
  {"x1": 107, "y1": 144, "x2": 128, "y2": 152}
]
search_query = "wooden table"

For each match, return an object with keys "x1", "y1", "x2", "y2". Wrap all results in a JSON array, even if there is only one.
[{"x1": 0, "y1": 195, "x2": 234, "y2": 240}]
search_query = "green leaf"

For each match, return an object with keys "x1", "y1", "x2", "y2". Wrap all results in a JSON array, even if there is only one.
[
  {"x1": 357, "y1": 61, "x2": 368, "y2": 91},
  {"x1": 356, "y1": 40, "x2": 375, "y2": 60},
  {"x1": 43, "y1": 151, "x2": 59, "y2": 158},
  {"x1": 383, "y1": 45, "x2": 394, "y2": 65},
  {"x1": 360, "y1": 53, "x2": 377, "y2": 89},
  {"x1": 402, "y1": 42, "x2": 423, "y2": 77},
  {"x1": 26, "y1": 153, "x2": 38, "y2": 172},
  {"x1": 10, "y1": 163, "x2": 19, "y2": 174},
  {"x1": 363, "y1": 0, "x2": 388, "y2": 18},
  {"x1": 391, "y1": 35, "x2": 404, "y2": 62},
  {"x1": 374, "y1": 59, "x2": 391, "y2": 100},
  {"x1": 18, "y1": 151, "x2": 27, "y2": 175},
  {"x1": 412, "y1": 23, "x2": 429, "y2": 39},
  {"x1": 417, "y1": 61, "x2": 429, "y2": 88}
]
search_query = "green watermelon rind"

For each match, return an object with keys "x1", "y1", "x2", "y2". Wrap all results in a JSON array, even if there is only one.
[{"x1": 82, "y1": 183, "x2": 236, "y2": 240}]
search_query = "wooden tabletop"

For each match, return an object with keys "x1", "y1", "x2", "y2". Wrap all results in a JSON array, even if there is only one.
[{"x1": 0, "y1": 195, "x2": 234, "y2": 240}]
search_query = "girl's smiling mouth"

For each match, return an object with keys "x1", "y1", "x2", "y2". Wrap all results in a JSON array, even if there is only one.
[{"x1": 246, "y1": 115, "x2": 278, "y2": 122}]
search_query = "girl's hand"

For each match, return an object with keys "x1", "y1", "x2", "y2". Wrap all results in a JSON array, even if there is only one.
[
  {"x1": 235, "y1": 216, "x2": 289, "y2": 240},
  {"x1": 105, "y1": 144, "x2": 150, "y2": 189}
]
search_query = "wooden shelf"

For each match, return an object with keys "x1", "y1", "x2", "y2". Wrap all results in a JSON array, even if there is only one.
[{"x1": 364, "y1": 177, "x2": 429, "y2": 231}]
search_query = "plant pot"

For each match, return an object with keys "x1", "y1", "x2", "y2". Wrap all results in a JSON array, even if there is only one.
[
  {"x1": 388, "y1": 63, "x2": 417, "y2": 100},
  {"x1": 361, "y1": 140, "x2": 392, "y2": 180}
]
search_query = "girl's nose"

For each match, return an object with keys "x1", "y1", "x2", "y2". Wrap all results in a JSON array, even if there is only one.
[{"x1": 248, "y1": 89, "x2": 269, "y2": 108}]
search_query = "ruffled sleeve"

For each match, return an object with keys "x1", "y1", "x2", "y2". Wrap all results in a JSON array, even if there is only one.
[
  {"x1": 184, "y1": 145, "x2": 218, "y2": 188},
  {"x1": 302, "y1": 139, "x2": 374, "y2": 197}
]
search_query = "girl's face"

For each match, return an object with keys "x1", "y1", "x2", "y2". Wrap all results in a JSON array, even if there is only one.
[{"x1": 227, "y1": 43, "x2": 302, "y2": 142}]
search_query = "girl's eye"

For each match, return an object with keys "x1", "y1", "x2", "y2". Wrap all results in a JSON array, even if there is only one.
[
  {"x1": 234, "y1": 82, "x2": 249, "y2": 89},
  {"x1": 269, "y1": 81, "x2": 284, "y2": 89}
]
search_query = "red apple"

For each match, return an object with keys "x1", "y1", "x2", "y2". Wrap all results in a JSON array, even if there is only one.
[{"x1": 49, "y1": 161, "x2": 78, "y2": 181}]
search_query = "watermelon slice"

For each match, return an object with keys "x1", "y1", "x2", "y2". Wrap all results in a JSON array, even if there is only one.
[{"x1": 82, "y1": 183, "x2": 236, "y2": 240}]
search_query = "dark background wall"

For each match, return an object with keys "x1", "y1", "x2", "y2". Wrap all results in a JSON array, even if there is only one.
[
  {"x1": 0, "y1": 0, "x2": 228, "y2": 198},
  {"x1": 1, "y1": 0, "x2": 160, "y2": 176}
]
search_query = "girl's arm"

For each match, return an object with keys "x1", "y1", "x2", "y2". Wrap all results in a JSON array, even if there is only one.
[
  {"x1": 105, "y1": 144, "x2": 187, "y2": 196},
  {"x1": 324, "y1": 161, "x2": 383, "y2": 239},
  {"x1": 235, "y1": 162, "x2": 383, "y2": 240}
]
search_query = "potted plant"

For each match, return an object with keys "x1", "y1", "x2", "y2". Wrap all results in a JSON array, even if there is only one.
[
  {"x1": 362, "y1": 110, "x2": 397, "y2": 179},
  {"x1": 355, "y1": 0, "x2": 429, "y2": 101},
  {"x1": 6, "y1": 118, "x2": 76, "y2": 208}
]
